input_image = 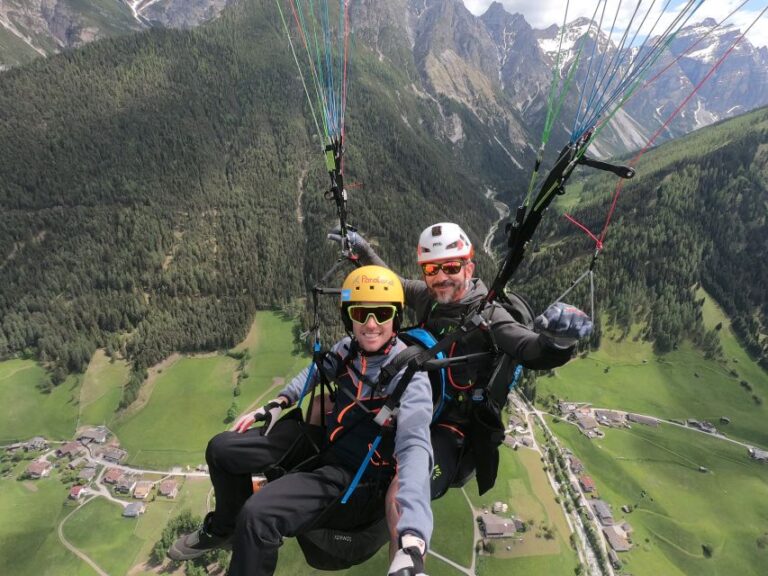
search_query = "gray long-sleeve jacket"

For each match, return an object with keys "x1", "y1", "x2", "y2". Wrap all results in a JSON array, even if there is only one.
[{"x1": 279, "y1": 336, "x2": 434, "y2": 545}]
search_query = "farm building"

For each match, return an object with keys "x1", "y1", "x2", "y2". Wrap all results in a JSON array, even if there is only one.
[
  {"x1": 26, "y1": 460, "x2": 52, "y2": 479},
  {"x1": 749, "y1": 448, "x2": 768, "y2": 462},
  {"x1": 478, "y1": 513, "x2": 518, "y2": 539},
  {"x1": 26, "y1": 437, "x2": 48, "y2": 451},
  {"x1": 102, "y1": 468, "x2": 124, "y2": 484},
  {"x1": 159, "y1": 480, "x2": 179, "y2": 498},
  {"x1": 590, "y1": 500, "x2": 614, "y2": 525},
  {"x1": 627, "y1": 413, "x2": 659, "y2": 427},
  {"x1": 101, "y1": 447, "x2": 127, "y2": 464},
  {"x1": 603, "y1": 524, "x2": 633, "y2": 552},
  {"x1": 56, "y1": 442, "x2": 84, "y2": 459},
  {"x1": 77, "y1": 427, "x2": 108, "y2": 444},
  {"x1": 123, "y1": 503, "x2": 145, "y2": 518},
  {"x1": 579, "y1": 475, "x2": 596, "y2": 493},
  {"x1": 133, "y1": 481, "x2": 153, "y2": 500}
]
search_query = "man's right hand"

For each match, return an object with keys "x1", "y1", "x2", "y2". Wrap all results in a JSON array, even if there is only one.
[
  {"x1": 327, "y1": 226, "x2": 372, "y2": 258},
  {"x1": 233, "y1": 398, "x2": 288, "y2": 435},
  {"x1": 388, "y1": 533, "x2": 427, "y2": 576}
]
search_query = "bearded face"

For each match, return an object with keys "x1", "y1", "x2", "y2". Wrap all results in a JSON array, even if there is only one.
[{"x1": 423, "y1": 260, "x2": 475, "y2": 304}]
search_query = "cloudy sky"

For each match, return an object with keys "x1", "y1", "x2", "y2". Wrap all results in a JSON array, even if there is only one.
[{"x1": 462, "y1": 0, "x2": 768, "y2": 49}]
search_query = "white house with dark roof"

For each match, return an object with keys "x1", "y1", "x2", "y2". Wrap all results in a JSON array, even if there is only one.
[
  {"x1": 123, "y1": 502, "x2": 145, "y2": 518},
  {"x1": 116, "y1": 477, "x2": 137, "y2": 495}
]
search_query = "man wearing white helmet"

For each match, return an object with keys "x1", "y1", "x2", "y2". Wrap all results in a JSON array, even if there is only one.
[{"x1": 330, "y1": 222, "x2": 592, "y2": 503}]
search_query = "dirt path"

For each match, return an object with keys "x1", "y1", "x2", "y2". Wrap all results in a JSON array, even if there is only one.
[
  {"x1": 296, "y1": 163, "x2": 310, "y2": 224},
  {"x1": 58, "y1": 497, "x2": 109, "y2": 576},
  {"x1": 231, "y1": 377, "x2": 286, "y2": 430}
]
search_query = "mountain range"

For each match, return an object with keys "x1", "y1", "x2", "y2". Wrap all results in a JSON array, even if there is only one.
[{"x1": 3, "y1": 0, "x2": 767, "y2": 163}]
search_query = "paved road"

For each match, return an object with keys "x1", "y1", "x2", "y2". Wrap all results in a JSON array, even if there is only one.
[{"x1": 513, "y1": 394, "x2": 608, "y2": 576}]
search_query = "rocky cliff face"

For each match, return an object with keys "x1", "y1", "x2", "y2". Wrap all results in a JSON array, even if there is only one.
[
  {"x1": 0, "y1": 0, "x2": 233, "y2": 69},
  {"x1": 2, "y1": 1, "x2": 766, "y2": 174},
  {"x1": 131, "y1": 0, "x2": 235, "y2": 29}
]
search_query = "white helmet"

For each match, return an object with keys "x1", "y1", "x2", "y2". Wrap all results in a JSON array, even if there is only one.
[{"x1": 417, "y1": 222, "x2": 474, "y2": 264}]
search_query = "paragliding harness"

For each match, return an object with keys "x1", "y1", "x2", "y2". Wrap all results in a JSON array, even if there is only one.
[
  {"x1": 374, "y1": 291, "x2": 535, "y2": 497},
  {"x1": 257, "y1": 329, "x2": 443, "y2": 570}
]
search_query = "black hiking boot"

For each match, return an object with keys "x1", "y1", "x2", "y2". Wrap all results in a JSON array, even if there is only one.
[{"x1": 168, "y1": 513, "x2": 232, "y2": 561}]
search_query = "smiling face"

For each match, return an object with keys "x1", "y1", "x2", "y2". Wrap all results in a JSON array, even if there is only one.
[
  {"x1": 349, "y1": 303, "x2": 396, "y2": 352},
  {"x1": 423, "y1": 258, "x2": 475, "y2": 304}
]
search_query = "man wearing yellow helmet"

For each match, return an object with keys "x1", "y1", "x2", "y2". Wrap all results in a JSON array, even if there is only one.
[{"x1": 169, "y1": 266, "x2": 433, "y2": 576}]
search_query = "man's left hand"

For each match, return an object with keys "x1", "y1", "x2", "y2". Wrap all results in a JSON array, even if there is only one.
[{"x1": 534, "y1": 302, "x2": 593, "y2": 349}]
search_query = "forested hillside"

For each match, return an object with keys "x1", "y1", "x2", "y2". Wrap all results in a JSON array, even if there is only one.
[
  {"x1": 1, "y1": 0, "x2": 766, "y2": 410},
  {"x1": 0, "y1": 0, "x2": 497, "y2": 405},
  {"x1": 515, "y1": 107, "x2": 768, "y2": 370}
]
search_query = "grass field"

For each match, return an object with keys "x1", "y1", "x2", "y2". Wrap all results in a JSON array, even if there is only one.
[
  {"x1": 63, "y1": 497, "x2": 145, "y2": 575},
  {"x1": 235, "y1": 311, "x2": 311, "y2": 413},
  {"x1": 549, "y1": 417, "x2": 768, "y2": 576},
  {"x1": 0, "y1": 360, "x2": 80, "y2": 443},
  {"x1": 79, "y1": 349, "x2": 131, "y2": 427},
  {"x1": 537, "y1": 292, "x2": 768, "y2": 447},
  {"x1": 0, "y1": 466, "x2": 92, "y2": 576},
  {"x1": 112, "y1": 311, "x2": 310, "y2": 469},
  {"x1": 112, "y1": 353, "x2": 239, "y2": 468},
  {"x1": 430, "y1": 486, "x2": 474, "y2": 567},
  {"x1": 466, "y1": 446, "x2": 579, "y2": 575}
]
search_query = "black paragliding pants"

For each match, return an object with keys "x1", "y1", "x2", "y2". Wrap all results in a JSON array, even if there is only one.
[{"x1": 204, "y1": 412, "x2": 380, "y2": 576}]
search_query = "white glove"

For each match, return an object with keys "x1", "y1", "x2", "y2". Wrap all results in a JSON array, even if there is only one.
[
  {"x1": 233, "y1": 398, "x2": 288, "y2": 434},
  {"x1": 388, "y1": 533, "x2": 427, "y2": 576}
]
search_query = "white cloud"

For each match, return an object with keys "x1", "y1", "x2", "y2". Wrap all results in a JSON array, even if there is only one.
[{"x1": 462, "y1": 0, "x2": 768, "y2": 48}]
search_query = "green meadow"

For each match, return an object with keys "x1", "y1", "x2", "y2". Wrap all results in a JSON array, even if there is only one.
[
  {"x1": 0, "y1": 360, "x2": 80, "y2": 443},
  {"x1": 466, "y1": 447, "x2": 579, "y2": 575},
  {"x1": 549, "y1": 417, "x2": 768, "y2": 576},
  {"x1": 430, "y1": 486, "x2": 474, "y2": 567},
  {"x1": 112, "y1": 311, "x2": 310, "y2": 469},
  {"x1": 0, "y1": 467, "x2": 92, "y2": 576},
  {"x1": 63, "y1": 477, "x2": 214, "y2": 575},
  {"x1": 537, "y1": 290, "x2": 768, "y2": 447},
  {"x1": 79, "y1": 349, "x2": 131, "y2": 427},
  {"x1": 63, "y1": 497, "x2": 145, "y2": 576},
  {"x1": 112, "y1": 353, "x2": 240, "y2": 468}
]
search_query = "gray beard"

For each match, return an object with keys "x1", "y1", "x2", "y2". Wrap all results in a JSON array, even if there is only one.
[{"x1": 428, "y1": 279, "x2": 470, "y2": 304}]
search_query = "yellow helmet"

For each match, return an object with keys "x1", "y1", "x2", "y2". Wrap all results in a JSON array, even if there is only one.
[{"x1": 340, "y1": 265, "x2": 404, "y2": 330}]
